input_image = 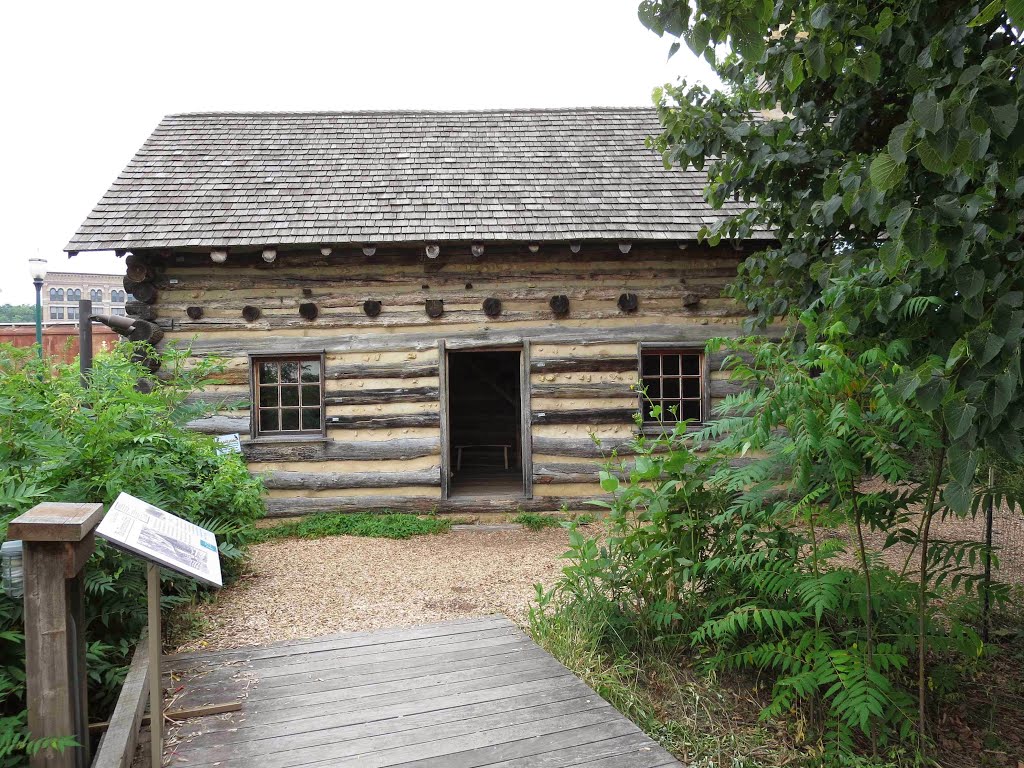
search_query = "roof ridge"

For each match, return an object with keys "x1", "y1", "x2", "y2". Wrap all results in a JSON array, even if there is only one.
[{"x1": 163, "y1": 106, "x2": 656, "y2": 119}]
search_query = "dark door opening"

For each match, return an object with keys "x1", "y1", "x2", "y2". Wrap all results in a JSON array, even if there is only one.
[{"x1": 447, "y1": 350, "x2": 524, "y2": 497}]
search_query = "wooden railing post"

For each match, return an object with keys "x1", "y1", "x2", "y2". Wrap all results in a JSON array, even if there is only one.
[{"x1": 8, "y1": 502, "x2": 104, "y2": 768}]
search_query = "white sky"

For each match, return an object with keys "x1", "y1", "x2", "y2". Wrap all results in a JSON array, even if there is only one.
[{"x1": 0, "y1": 0, "x2": 717, "y2": 304}]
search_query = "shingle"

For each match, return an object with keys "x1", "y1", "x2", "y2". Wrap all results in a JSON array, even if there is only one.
[{"x1": 65, "y1": 108, "x2": 762, "y2": 252}]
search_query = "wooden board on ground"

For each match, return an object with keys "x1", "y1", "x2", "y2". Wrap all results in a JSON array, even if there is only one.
[{"x1": 158, "y1": 615, "x2": 681, "y2": 768}]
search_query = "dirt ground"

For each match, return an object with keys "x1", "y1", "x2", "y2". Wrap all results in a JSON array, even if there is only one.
[{"x1": 173, "y1": 527, "x2": 571, "y2": 653}]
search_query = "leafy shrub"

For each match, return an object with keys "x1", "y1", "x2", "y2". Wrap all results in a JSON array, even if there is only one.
[
  {"x1": 252, "y1": 512, "x2": 450, "y2": 542},
  {"x1": 0, "y1": 343, "x2": 264, "y2": 765},
  {"x1": 536, "y1": 319, "x2": 1014, "y2": 761},
  {"x1": 512, "y1": 513, "x2": 562, "y2": 531}
]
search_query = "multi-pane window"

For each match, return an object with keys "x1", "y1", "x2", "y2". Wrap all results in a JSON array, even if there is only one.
[
  {"x1": 49, "y1": 288, "x2": 64, "y2": 301},
  {"x1": 640, "y1": 349, "x2": 704, "y2": 425},
  {"x1": 68, "y1": 306, "x2": 80, "y2": 320},
  {"x1": 90, "y1": 289, "x2": 103, "y2": 302},
  {"x1": 68, "y1": 288, "x2": 82, "y2": 301},
  {"x1": 49, "y1": 306, "x2": 64, "y2": 320},
  {"x1": 111, "y1": 307, "x2": 126, "y2": 316},
  {"x1": 253, "y1": 357, "x2": 324, "y2": 436},
  {"x1": 111, "y1": 290, "x2": 125, "y2": 303}
]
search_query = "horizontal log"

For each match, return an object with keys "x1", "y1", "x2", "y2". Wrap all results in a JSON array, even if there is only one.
[
  {"x1": 532, "y1": 436, "x2": 643, "y2": 458},
  {"x1": 186, "y1": 415, "x2": 249, "y2": 434},
  {"x1": 243, "y1": 437, "x2": 440, "y2": 463},
  {"x1": 532, "y1": 408, "x2": 637, "y2": 426},
  {"x1": 324, "y1": 387, "x2": 439, "y2": 406},
  {"x1": 181, "y1": 323, "x2": 774, "y2": 358},
  {"x1": 263, "y1": 494, "x2": 603, "y2": 516},
  {"x1": 327, "y1": 413, "x2": 439, "y2": 429},
  {"x1": 531, "y1": 382, "x2": 636, "y2": 399},
  {"x1": 325, "y1": 362, "x2": 439, "y2": 380},
  {"x1": 185, "y1": 392, "x2": 251, "y2": 409},
  {"x1": 533, "y1": 456, "x2": 754, "y2": 484},
  {"x1": 531, "y1": 356, "x2": 638, "y2": 374},
  {"x1": 258, "y1": 468, "x2": 441, "y2": 491}
]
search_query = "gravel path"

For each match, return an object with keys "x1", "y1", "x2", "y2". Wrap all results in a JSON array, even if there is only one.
[{"x1": 174, "y1": 527, "x2": 571, "y2": 652}]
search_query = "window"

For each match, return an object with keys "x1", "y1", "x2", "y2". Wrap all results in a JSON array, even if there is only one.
[
  {"x1": 111, "y1": 290, "x2": 125, "y2": 303},
  {"x1": 252, "y1": 356, "x2": 324, "y2": 437},
  {"x1": 111, "y1": 307, "x2": 126, "y2": 316},
  {"x1": 68, "y1": 306, "x2": 79, "y2": 320},
  {"x1": 125, "y1": 293, "x2": 135, "y2": 302},
  {"x1": 91, "y1": 289, "x2": 103, "y2": 302},
  {"x1": 68, "y1": 288, "x2": 82, "y2": 301},
  {"x1": 49, "y1": 288, "x2": 63, "y2": 301},
  {"x1": 640, "y1": 348, "x2": 705, "y2": 425},
  {"x1": 49, "y1": 306, "x2": 64, "y2": 320}
]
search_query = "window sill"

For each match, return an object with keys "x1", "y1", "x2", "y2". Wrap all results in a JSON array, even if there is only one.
[
  {"x1": 244, "y1": 435, "x2": 330, "y2": 445},
  {"x1": 638, "y1": 423, "x2": 704, "y2": 437}
]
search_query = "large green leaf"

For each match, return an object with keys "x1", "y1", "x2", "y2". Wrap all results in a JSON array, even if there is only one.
[
  {"x1": 870, "y1": 152, "x2": 905, "y2": 190},
  {"x1": 911, "y1": 91, "x2": 944, "y2": 133},
  {"x1": 943, "y1": 399, "x2": 977, "y2": 440}
]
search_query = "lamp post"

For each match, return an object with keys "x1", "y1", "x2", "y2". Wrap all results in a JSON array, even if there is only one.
[{"x1": 28, "y1": 258, "x2": 47, "y2": 358}]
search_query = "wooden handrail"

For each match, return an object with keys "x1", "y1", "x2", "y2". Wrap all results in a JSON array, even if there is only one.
[{"x1": 91, "y1": 636, "x2": 150, "y2": 768}]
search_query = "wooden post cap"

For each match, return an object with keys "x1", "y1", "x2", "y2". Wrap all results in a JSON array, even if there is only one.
[{"x1": 7, "y1": 503, "x2": 104, "y2": 543}]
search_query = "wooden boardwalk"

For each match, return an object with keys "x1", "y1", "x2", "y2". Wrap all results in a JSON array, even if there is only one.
[{"x1": 161, "y1": 615, "x2": 681, "y2": 767}]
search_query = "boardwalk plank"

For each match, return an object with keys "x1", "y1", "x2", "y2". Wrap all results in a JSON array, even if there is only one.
[{"x1": 163, "y1": 617, "x2": 681, "y2": 767}]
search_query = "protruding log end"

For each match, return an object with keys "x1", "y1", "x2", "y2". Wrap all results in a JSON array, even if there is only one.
[
  {"x1": 134, "y1": 377, "x2": 156, "y2": 394},
  {"x1": 242, "y1": 305, "x2": 262, "y2": 322},
  {"x1": 549, "y1": 294, "x2": 570, "y2": 318},
  {"x1": 125, "y1": 301, "x2": 156, "y2": 320},
  {"x1": 128, "y1": 320, "x2": 164, "y2": 346},
  {"x1": 125, "y1": 261, "x2": 152, "y2": 283},
  {"x1": 302, "y1": 288, "x2": 313, "y2": 298},
  {"x1": 681, "y1": 291, "x2": 701, "y2": 308},
  {"x1": 131, "y1": 350, "x2": 161, "y2": 373},
  {"x1": 617, "y1": 293, "x2": 639, "y2": 313},
  {"x1": 132, "y1": 283, "x2": 158, "y2": 305},
  {"x1": 186, "y1": 306, "x2": 204, "y2": 320},
  {"x1": 299, "y1": 302, "x2": 319, "y2": 321},
  {"x1": 425, "y1": 299, "x2": 444, "y2": 319},
  {"x1": 482, "y1": 297, "x2": 502, "y2": 318},
  {"x1": 363, "y1": 300, "x2": 382, "y2": 317}
]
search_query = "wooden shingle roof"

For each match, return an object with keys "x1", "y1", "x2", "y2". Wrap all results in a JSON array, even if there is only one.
[{"x1": 66, "y1": 108, "x2": 756, "y2": 252}]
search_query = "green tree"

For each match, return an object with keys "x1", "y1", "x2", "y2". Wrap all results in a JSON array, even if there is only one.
[
  {"x1": 637, "y1": 0, "x2": 1023, "y2": 751},
  {"x1": 0, "y1": 305, "x2": 34, "y2": 323}
]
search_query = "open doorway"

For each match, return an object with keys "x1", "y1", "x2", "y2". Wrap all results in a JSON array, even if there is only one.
[{"x1": 446, "y1": 350, "x2": 524, "y2": 497}]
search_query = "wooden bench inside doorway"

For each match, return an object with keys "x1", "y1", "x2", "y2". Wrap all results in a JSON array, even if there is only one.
[{"x1": 455, "y1": 444, "x2": 511, "y2": 471}]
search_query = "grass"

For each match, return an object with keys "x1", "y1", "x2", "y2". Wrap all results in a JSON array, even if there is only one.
[
  {"x1": 251, "y1": 512, "x2": 452, "y2": 542},
  {"x1": 528, "y1": 600, "x2": 794, "y2": 767},
  {"x1": 512, "y1": 512, "x2": 563, "y2": 531}
]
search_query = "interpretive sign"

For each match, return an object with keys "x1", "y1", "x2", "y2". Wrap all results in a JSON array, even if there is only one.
[
  {"x1": 96, "y1": 492, "x2": 222, "y2": 587},
  {"x1": 215, "y1": 433, "x2": 243, "y2": 454}
]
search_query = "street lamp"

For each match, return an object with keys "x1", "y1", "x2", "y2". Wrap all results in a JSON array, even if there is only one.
[{"x1": 28, "y1": 258, "x2": 47, "y2": 358}]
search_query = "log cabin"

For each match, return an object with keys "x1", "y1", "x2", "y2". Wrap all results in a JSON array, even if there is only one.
[{"x1": 65, "y1": 108, "x2": 770, "y2": 517}]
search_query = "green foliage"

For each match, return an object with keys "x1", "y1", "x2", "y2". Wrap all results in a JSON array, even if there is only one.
[
  {"x1": 251, "y1": 512, "x2": 451, "y2": 542},
  {"x1": 512, "y1": 513, "x2": 562, "y2": 531},
  {"x1": 0, "y1": 306, "x2": 34, "y2": 324},
  {"x1": 611, "y1": 0, "x2": 1024, "y2": 759},
  {"x1": 0, "y1": 343, "x2": 264, "y2": 765}
]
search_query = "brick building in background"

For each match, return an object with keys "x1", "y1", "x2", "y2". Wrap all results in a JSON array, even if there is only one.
[{"x1": 41, "y1": 271, "x2": 129, "y2": 323}]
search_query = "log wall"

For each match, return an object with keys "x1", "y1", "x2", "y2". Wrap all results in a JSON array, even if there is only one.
[{"x1": 147, "y1": 242, "x2": 757, "y2": 515}]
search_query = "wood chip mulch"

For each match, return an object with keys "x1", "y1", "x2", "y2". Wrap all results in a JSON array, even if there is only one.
[{"x1": 173, "y1": 527, "x2": 571, "y2": 653}]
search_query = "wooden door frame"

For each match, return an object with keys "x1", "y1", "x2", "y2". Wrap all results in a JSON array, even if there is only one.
[{"x1": 439, "y1": 341, "x2": 532, "y2": 500}]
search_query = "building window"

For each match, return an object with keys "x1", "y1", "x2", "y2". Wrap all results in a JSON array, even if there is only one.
[
  {"x1": 91, "y1": 289, "x2": 103, "y2": 302},
  {"x1": 68, "y1": 288, "x2": 82, "y2": 301},
  {"x1": 640, "y1": 348, "x2": 704, "y2": 425},
  {"x1": 111, "y1": 307, "x2": 126, "y2": 316},
  {"x1": 252, "y1": 356, "x2": 324, "y2": 437},
  {"x1": 111, "y1": 289, "x2": 125, "y2": 303},
  {"x1": 49, "y1": 306, "x2": 64, "y2": 320},
  {"x1": 68, "y1": 306, "x2": 79, "y2": 321},
  {"x1": 125, "y1": 293, "x2": 135, "y2": 302},
  {"x1": 49, "y1": 288, "x2": 63, "y2": 301}
]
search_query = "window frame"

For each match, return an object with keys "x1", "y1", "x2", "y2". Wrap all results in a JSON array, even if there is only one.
[
  {"x1": 636, "y1": 343, "x2": 710, "y2": 433},
  {"x1": 90, "y1": 289, "x2": 103, "y2": 302},
  {"x1": 248, "y1": 352, "x2": 327, "y2": 441},
  {"x1": 68, "y1": 306, "x2": 80, "y2": 321},
  {"x1": 49, "y1": 306, "x2": 64, "y2": 320}
]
